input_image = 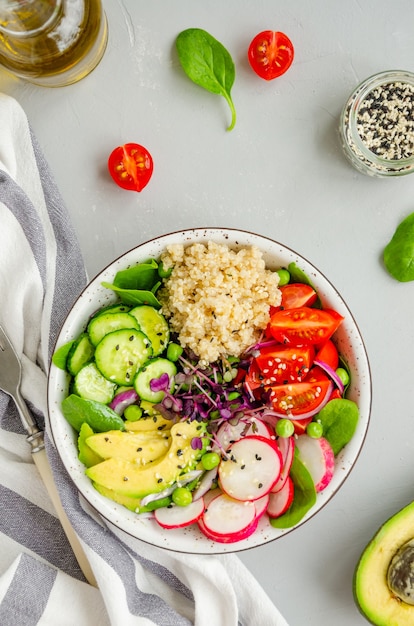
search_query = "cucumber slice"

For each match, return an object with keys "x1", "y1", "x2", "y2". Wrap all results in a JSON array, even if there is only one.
[
  {"x1": 87, "y1": 312, "x2": 139, "y2": 346},
  {"x1": 67, "y1": 333, "x2": 95, "y2": 376},
  {"x1": 134, "y1": 357, "x2": 177, "y2": 403},
  {"x1": 95, "y1": 329, "x2": 152, "y2": 386},
  {"x1": 129, "y1": 305, "x2": 170, "y2": 356},
  {"x1": 73, "y1": 362, "x2": 117, "y2": 404},
  {"x1": 96, "y1": 303, "x2": 131, "y2": 315}
]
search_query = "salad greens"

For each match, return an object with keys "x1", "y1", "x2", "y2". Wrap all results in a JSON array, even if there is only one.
[
  {"x1": 176, "y1": 28, "x2": 237, "y2": 131},
  {"x1": 317, "y1": 398, "x2": 359, "y2": 455},
  {"x1": 270, "y1": 453, "x2": 317, "y2": 529},
  {"x1": 102, "y1": 258, "x2": 163, "y2": 307},
  {"x1": 383, "y1": 212, "x2": 414, "y2": 282}
]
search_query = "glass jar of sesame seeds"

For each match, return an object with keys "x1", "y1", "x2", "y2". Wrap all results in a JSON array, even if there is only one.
[{"x1": 340, "y1": 70, "x2": 414, "y2": 177}]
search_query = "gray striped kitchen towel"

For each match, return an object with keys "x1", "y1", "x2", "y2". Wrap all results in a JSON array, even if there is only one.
[{"x1": 0, "y1": 93, "x2": 289, "y2": 626}]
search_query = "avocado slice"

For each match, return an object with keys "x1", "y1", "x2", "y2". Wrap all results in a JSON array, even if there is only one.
[
  {"x1": 86, "y1": 419, "x2": 207, "y2": 498},
  {"x1": 354, "y1": 501, "x2": 414, "y2": 625},
  {"x1": 77, "y1": 422, "x2": 103, "y2": 468},
  {"x1": 86, "y1": 429, "x2": 171, "y2": 464}
]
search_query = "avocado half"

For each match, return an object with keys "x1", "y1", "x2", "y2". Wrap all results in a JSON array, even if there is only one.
[{"x1": 354, "y1": 501, "x2": 414, "y2": 625}]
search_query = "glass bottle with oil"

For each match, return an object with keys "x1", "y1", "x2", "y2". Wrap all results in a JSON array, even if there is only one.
[{"x1": 0, "y1": 0, "x2": 108, "y2": 87}]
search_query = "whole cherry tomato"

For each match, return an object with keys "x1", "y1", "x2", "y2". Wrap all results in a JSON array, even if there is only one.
[
  {"x1": 248, "y1": 31, "x2": 294, "y2": 80},
  {"x1": 108, "y1": 143, "x2": 153, "y2": 192}
]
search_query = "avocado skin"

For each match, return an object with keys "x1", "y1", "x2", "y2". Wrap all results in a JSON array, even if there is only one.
[{"x1": 354, "y1": 500, "x2": 414, "y2": 626}]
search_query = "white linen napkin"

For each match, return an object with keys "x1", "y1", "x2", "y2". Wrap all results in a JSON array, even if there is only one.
[{"x1": 0, "y1": 92, "x2": 289, "y2": 626}]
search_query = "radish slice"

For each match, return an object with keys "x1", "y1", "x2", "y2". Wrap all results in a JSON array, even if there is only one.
[
  {"x1": 200, "y1": 493, "x2": 257, "y2": 541},
  {"x1": 267, "y1": 476, "x2": 294, "y2": 518},
  {"x1": 271, "y1": 436, "x2": 295, "y2": 493},
  {"x1": 218, "y1": 435, "x2": 282, "y2": 501},
  {"x1": 295, "y1": 435, "x2": 335, "y2": 492},
  {"x1": 214, "y1": 417, "x2": 272, "y2": 451},
  {"x1": 254, "y1": 493, "x2": 270, "y2": 519},
  {"x1": 154, "y1": 497, "x2": 205, "y2": 529},
  {"x1": 198, "y1": 514, "x2": 258, "y2": 543}
]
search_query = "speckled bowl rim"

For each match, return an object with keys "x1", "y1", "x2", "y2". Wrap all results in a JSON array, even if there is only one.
[{"x1": 47, "y1": 228, "x2": 372, "y2": 554}]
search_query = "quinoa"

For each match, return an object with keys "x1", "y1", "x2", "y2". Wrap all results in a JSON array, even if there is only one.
[{"x1": 158, "y1": 241, "x2": 281, "y2": 365}]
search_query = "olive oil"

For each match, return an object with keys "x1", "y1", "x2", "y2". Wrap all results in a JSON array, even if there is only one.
[{"x1": 0, "y1": 0, "x2": 107, "y2": 86}]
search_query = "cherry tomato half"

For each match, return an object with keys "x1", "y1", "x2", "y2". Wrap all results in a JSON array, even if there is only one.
[
  {"x1": 280, "y1": 283, "x2": 317, "y2": 310},
  {"x1": 315, "y1": 339, "x2": 339, "y2": 370},
  {"x1": 255, "y1": 344, "x2": 315, "y2": 384},
  {"x1": 267, "y1": 367, "x2": 332, "y2": 418},
  {"x1": 269, "y1": 307, "x2": 344, "y2": 346},
  {"x1": 108, "y1": 143, "x2": 153, "y2": 192},
  {"x1": 248, "y1": 31, "x2": 294, "y2": 81}
]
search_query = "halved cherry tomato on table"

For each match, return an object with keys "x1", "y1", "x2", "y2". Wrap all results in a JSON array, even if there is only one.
[
  {"x1": 248, "y1": 31, "x2": 294, "y2": 81},
  {"x1": 255, "y1": 344, "x2": 315, "y2": 384},
  {"x1": 266, "y1": 366, "x2": 333, "y2": 418},
  {"x1": 280, "y1": 283, "x2": 317, "y2": 309},
  {"x1": 269, "y1": 307, "x2": 344, "y2": 346},
  {"x1": 108, "y1": 143, "x2": 153, "y2": 192}
]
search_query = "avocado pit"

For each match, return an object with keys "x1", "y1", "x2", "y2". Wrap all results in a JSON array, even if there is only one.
[{"x1": 387, "y1": 539, "x2": 414, "y2": 605}]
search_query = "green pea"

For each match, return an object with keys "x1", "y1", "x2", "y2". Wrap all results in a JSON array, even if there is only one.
[
  {"x1": 227, "y1": 391, "x2": 240, "y2": 401},
  {"x1": 223, "y1": 370, "x2": 233, "y2": 383},
  {"x1": 172, "y1": 487, "x2": 192, "y2": 507},
  {"x1": 275, "y1": 418, "x2": 294, "y2": 438},
  {"x1": 166, "y1": 342, "x2": 183, "y2": 362},
  {"x1": 276, "y1": 268, "x2": 290, "y2": 286},
  {"x1": 201, "y1": 451, "x2": 221, "y2": 470},
  {"x1": 336, "y1": 367, "x2": 350, "y2": 386},
  {"x1": 306, "y1": 421, "x2": 323, "y2": 439},
  {"x1": 123, "y1": 405, "x2": 143, "y2": 422}
]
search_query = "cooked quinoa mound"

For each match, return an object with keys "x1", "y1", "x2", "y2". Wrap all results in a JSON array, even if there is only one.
[{"x1": 158, "y1": 241, "x2": 282, "y2": 364}]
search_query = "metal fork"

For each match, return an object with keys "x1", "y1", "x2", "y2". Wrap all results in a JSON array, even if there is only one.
[{"x1": 0, "y1": 324, "x2": 97, "y2": 587}]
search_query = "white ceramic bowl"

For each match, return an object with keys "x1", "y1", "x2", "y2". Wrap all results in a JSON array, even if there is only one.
[{"x1": 47, "y1": 228, "x2": 371, "y2": 554}]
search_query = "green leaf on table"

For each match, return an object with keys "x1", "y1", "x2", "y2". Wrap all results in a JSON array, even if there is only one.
[
  {"x1": 383, "y1": 212, "x2": 414, "y2": 282},
  {"x1": 176, "y1": 28, "x2": 236, "y2": 131}
]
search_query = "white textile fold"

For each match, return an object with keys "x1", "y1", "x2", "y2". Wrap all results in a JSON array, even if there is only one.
[{"x1": 0, "y1": 92, "x2": 289, "y2": 626}]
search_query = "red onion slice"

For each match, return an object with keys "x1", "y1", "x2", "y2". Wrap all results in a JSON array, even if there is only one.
[
  {"x1": 109, "y1": 388, "x2": 139, "y2": 415},
  {"x1": 314, "y1": 358, "x2": 345, "y2": 395}
]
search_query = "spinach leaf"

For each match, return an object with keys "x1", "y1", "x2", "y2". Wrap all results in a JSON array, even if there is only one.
[
  {"x1": 113, "y1": 259, "x2": 159, "y2": 290},
  {"x1": 270, "y1": 453, "x2": 317, "y2": 529},
  {"x1": 102, "y1": 259, "x2": 162, "y2": 308},
  {"x1": 383, "y1": 212, "x2": 414, "y2": 281},
  {"x1": 52, "y1": 340, "x2": 74, "y2": 369},
  {"x1": 62, "y1": 394, "x2": 125, "y2": 433},
  {"x1": 101, "y1": 283, "x2": 161, "y2": 308},
  {"x1": 176, "y1": 28, "x2": 236, "y2": 131},
  {"x1": 317, "y1": 398, "x2": 359, "y2": 456}
]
